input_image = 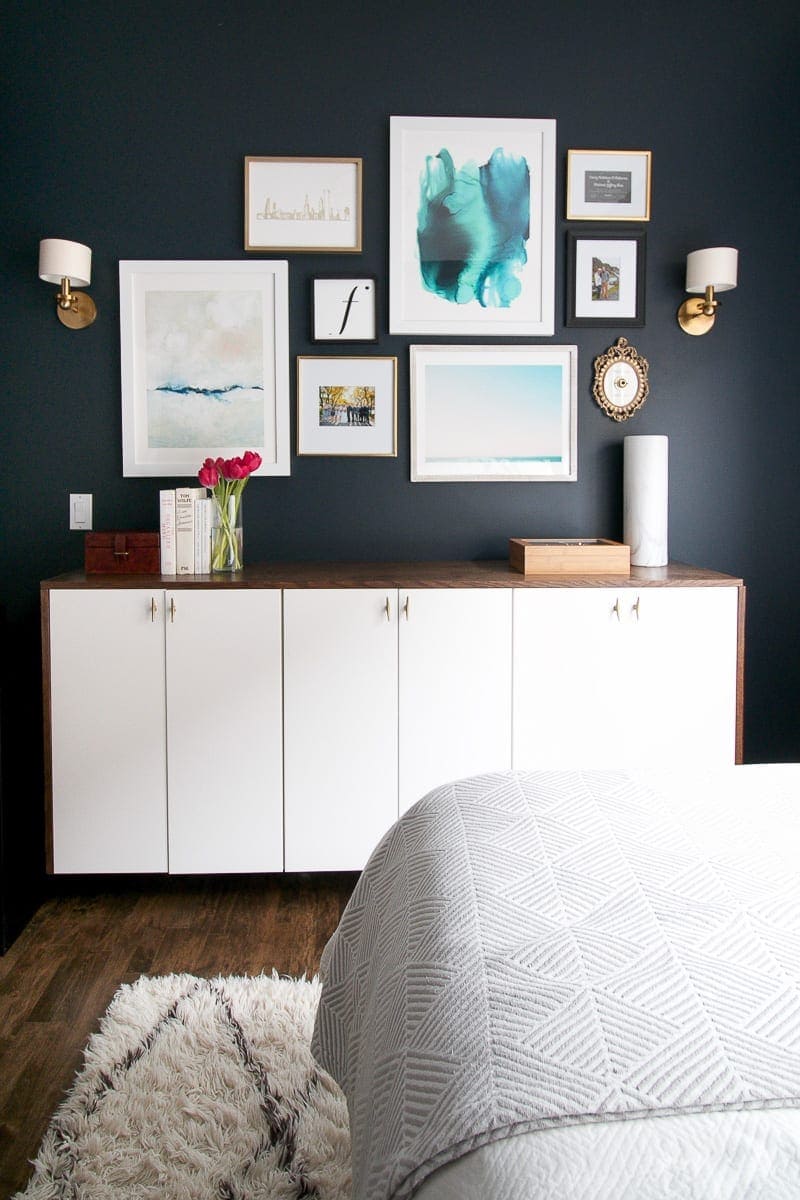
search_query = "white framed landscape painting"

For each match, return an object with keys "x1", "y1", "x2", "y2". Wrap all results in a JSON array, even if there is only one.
[
  {"x1": 410, "y1": 344, "x2": 577, "y2": 482},
  {"x1": 119, "y1": 260, "x2": 290, "y2": 477},
  {"x1": 390, "y1": 116, "x2": 556, "y2": 336}
]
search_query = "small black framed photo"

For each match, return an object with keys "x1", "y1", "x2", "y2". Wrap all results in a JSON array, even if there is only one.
[
  {"x1": 311, "y1": 276, "x2": 377, "y2": 343},
  {"x1": 566, "y1": 229, "x2": 646, "y2": 328}
]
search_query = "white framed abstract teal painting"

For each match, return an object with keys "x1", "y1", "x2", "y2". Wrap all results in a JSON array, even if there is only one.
[
  {"x1": 410, "y1": 344, "x2": 577, "y2": 482},
  {"x1": 119, "y1": 260, "x2": 290, "y2": 476},
  {"x1": 389, "y1": 116, "x2": 556, "y2": 336}
]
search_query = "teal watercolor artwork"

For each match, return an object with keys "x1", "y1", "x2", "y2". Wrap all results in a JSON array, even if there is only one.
[
  {"x1": 390, "y1": 116, "x2": 556, "y2": 336},
  {"x1": 417, "y1": 147, "x2": 530, "y2": 309}
]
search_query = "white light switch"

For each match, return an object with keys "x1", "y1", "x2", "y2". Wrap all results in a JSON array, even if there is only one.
[{"x1": 70, "y1": 493, "x2": 93, "y2": 530}]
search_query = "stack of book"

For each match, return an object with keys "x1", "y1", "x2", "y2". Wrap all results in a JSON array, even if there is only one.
[{"x1": 159, "y1": 488, "x2": 212, "y2": 575}]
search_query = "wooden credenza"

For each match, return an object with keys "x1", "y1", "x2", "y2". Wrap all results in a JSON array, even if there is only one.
[{"x1": 41, "y1": 561, "x2": 744, "y2": 875}]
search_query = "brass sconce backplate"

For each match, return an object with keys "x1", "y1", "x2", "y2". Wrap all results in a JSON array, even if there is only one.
[
  {"x1": 677, "y1": 296, "x2": 717, "y2": 336},
  {"x1": 56, "y1": 291, "x2": 97, "y2": 329}
]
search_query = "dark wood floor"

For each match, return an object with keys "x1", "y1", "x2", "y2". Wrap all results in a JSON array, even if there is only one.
[{"x1": 0, "y1": 873, "x2": 357, "y2": 1197}]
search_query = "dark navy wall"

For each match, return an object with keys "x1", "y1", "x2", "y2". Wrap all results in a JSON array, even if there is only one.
[{"x1": 1, "y1": 0, "x2": 798, "y2": 939}]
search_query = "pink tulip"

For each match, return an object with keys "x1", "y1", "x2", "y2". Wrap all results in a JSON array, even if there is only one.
[
  {"x1": 196, "y1": 450, "x2": 261, "y2": 487},
  {"x1": 198, "y1": 463, "x2": 219, "y2": 488}
]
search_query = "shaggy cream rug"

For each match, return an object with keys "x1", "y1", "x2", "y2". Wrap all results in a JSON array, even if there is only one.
[{"x1": 16, "y1": 973, "x2": 351, "y2": 1199}]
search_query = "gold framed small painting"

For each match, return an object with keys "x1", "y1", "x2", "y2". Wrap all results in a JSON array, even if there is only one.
[{"x1": 245, "y1": 156, "x2": 363, "y2": 252}]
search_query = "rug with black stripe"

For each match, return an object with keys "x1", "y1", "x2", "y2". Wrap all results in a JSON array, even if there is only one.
[{"x1": 16, "y1": 972, "x2": 351, "y2": 1199}]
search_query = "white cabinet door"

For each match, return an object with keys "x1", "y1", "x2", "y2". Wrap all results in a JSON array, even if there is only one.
[
  {"x1": 513, "y1": 587, "x2": 739, "y2": 769},
  {"x1": 49, "y1": 589, "x2": 168, "y2": 873},
  {"x1": 513, "y1": 588, "x2": 629, "y2": 769},
  {"x1": 165, "y1": 589, "x2": 283, "y2": 873},
  {"x1": 283, "y1": 589, "x2": 398, "y2": 871},
  {"x1": 621, "y1": 587, "x2": 738, "y2": 765},
  {"x1": 398, "y1": 588, "x2": 512, "y2": 814}
]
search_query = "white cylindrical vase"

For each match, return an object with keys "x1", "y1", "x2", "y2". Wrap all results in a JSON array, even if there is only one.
[{"x1": 623, "y1": 435, "x2": 668, "y2": 566}]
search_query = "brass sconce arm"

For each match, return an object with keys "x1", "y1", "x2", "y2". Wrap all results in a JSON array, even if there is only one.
[{"x1": 57, "y1": 276, "x2": 77, "y2": 310}]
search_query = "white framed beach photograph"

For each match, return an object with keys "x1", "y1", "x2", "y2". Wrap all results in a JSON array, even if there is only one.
[
  {"x1": 245, "y1": 157, "x2": 362, "y2": 252},
  {"x1": 389, "y1": 116, "x2": 556, "y2": 335},
  {"x1": 410, "y1": 344, "x2": 577, "y2": 482},
  {"x1": 119, "y1": 260, "x2": 290, "y2": 477}
]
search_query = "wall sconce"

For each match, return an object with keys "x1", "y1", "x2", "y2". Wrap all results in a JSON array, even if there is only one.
[
  {"x1": 677, "y1": 246, "x2": 738, "y2": 336},
  {"x1": 38, "y1": 238, "x2": 97, "y2": 329}
]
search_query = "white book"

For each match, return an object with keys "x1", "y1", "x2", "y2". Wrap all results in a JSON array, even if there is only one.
[
  {"x1": 194, "y1": 496, "x2": 212, "y2": 574},
  {"x1": 175, "y1": 486, "x2": 205, "y2": 575},
  {"x1": 159, "y1": 489, "x2": 177, "y2": 575}
]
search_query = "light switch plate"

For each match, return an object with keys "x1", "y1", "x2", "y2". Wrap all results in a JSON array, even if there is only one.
[{"x1": 69, "y1": 493, "x2": 93, "y2": 530}]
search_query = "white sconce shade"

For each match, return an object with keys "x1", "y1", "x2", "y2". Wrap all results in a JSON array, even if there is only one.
[
  {"x1": 678, "y1": 245, "x2": 739, "y2": 335},
  {"x1": 685, "y1": 246, "x2": 738, "y2": 293},
  {"x1": 39, "y1": 238, "x2": 92, "y2": 286}
]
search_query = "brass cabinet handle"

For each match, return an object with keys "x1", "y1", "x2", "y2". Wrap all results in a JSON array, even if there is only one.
[
  {"x1": 612, "y1": 598, "x2": 621, "y2": 622},
  {"x1": 169, "y1": 597, "x2": 177, "y2": 623},
  {"x1": 403, "y1": 595, "x2": 410, "y2": 621},
  {"x1": 632, "y1": 596, "x2": 641, "y2": 621},
  {"x1": 384, "y1": 596, "x2": 391, "y2": 622},
  {"x1": 150, "y1": 597, "x2": 158, "y2": 623}
]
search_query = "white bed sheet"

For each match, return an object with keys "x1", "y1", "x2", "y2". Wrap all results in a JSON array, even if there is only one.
[
  {"x1": 416, "y1": 764, "x2": 800, "y2": 1199},
  {"x1": 415, "y1": 1108, "x2": 800, "y2": 1199}
]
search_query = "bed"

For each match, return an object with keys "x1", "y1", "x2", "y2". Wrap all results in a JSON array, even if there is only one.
[{"x1": 311, "y1": 767, "x2": 800, "y2": 1199}]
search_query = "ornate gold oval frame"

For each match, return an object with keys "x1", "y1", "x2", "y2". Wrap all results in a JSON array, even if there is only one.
[{"x1": 592, "y1": 336, "x2": 649, "y2": 421}]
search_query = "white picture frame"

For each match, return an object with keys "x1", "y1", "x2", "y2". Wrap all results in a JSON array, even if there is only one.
[
  {"x1": 566, "y1": 149, "x2": 652, "y2": 221},
  {"x1": 245, "y1": 156, "x2": 362, "y2": 252},
  {"x1": 390, "y1": 116, "x2": 556, "y2": 336},
  {"x1": 410, "y1": 344, "x2": 577, "y2": 482},
  {"x1": 297, "y1": 355, "x2": 397, "y2": 457},
  {"x1": 120, "y1": 260, "x2": 290, "y2": 477}
]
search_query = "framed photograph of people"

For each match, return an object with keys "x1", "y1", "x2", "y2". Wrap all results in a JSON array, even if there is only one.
[
  {"x1": 296, "y1": 355, "x2": 397, "y2": 456},
  {"x1": 409, "y1": 344, "x2": 577, "y2": 482},
  {"x1": 566, "y1": 150, "x2": 652, "y2": 221},
  {"x1": 390, "y1": 116, "x2": 556, "y2": 335},
  {"x1": 245, "y1": 157, "x2": 362, "y2": 252},
  {"x1": 566, "y1": 229, "x2": 646, "y2": 327},
  {"x1": 311, "y1": 277, "x2": 377, "y2": 342}
]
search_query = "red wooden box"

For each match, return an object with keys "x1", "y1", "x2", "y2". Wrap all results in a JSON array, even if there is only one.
[{"x1": 84, "y1": 532, "x2": 160, "y2": 575}]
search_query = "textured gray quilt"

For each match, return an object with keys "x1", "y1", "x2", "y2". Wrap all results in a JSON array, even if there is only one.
[{"x1": 312, "y1": 769, "x2": 800, "y2": 1200}]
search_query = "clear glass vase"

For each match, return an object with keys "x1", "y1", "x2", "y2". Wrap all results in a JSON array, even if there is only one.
[{"x1": 211, "y1": 494, "x2": 243, "y2": 572}]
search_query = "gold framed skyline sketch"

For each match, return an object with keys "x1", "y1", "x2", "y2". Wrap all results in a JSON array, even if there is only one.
[{"x1": 245, "y1": 157, "x2": 362, "y2": 252}]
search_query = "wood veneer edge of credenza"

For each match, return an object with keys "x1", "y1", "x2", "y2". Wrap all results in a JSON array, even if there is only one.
[
  {"x1": 39, "y1": 583, "x2": 54, "y2": 874},
  {"x1": 736, "y1": 584, "x2": 746, "y2": 765},
  {"x1": 39, "y1": 560, "x2": 744, "y2": 590}
]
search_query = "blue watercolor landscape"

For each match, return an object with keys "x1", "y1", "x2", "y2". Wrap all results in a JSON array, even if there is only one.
[
  {"x1": 145, "y1": 289, "x2": 265, "y2": 448},
  {"x1": 417, "y1": 146, "x2": 530, "y2": 308}
]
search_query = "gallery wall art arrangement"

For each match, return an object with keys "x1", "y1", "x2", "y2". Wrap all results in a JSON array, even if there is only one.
[{"x1": 119, "y1": 116, "x2": 656, "y2": 487}]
